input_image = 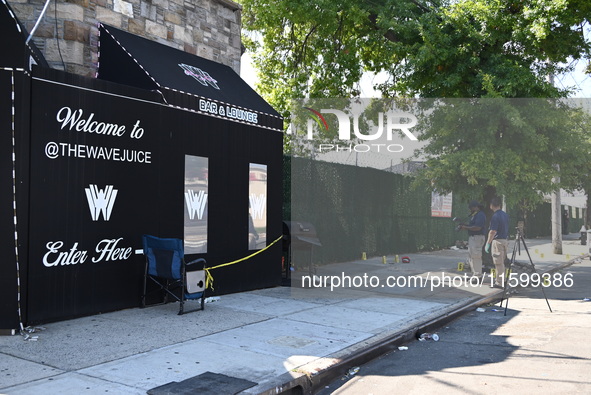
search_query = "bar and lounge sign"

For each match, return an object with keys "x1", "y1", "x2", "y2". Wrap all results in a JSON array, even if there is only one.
[
  {"x1": 198, "y1": 98, "x2": 259, "y2": 125},
  {"x1": 179, "y1": 63, "x2": 260, "y2": 126}
]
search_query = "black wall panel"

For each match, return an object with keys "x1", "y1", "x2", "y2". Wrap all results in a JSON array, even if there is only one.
[
  {"x1": 21, "y1": 71, "x2": 282, "y2": 324},
  {"x1": 0, "y1": 70, "x2": 31, "y2": 330}
]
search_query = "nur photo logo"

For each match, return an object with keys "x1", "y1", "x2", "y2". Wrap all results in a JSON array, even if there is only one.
[
  {"x1": 291, "y1": 99, "x2": 420, "y2": 154},
  {"x1": 303, "y1": 107, "x2": 329, "y2": 131}
]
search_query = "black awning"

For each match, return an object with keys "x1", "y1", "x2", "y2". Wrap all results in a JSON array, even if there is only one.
[
  {"x1": 97, "y1": 24, "x2": 282, "y2": 131},
  {"x1": 1, "y1": 0, "x2": 49, "y2": 70}
]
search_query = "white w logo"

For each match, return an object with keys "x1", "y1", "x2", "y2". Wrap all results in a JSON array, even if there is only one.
[
  {"x1": 185, "y1": 190, "x2": 208, "y2": 220},
  {"x1": 85, "y1": 184, "x2": 118, "y2": 221},
  {"x1": 249, "y1": 194, "x2": 266, "y2": 220}
]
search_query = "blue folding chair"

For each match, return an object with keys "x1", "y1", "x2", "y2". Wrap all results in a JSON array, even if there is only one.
[{"x1": 141, "y1": 235, "x2": 206, "y2": 314}]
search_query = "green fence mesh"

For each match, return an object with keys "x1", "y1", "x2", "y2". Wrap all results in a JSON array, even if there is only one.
[
  {"x1": 285, "y1": 157, "x2": 468, "y2": 265},
  {"x1": 284, "y1": 156, "x2": 583, "y2": 265}
]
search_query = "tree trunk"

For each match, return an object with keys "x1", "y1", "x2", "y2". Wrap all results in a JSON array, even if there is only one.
[
  {"x1": 548, "y1": 73, "x2": 562, "y2": 254},
  {"x1": 585, "y1": 188, "x2": 591, "y2": 230},
  {"x1": 551, "y1": 180, "x2": 562, "y2": 254}
]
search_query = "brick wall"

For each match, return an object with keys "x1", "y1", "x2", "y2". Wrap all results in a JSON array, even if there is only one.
[{"x1": 10, "y1": 0, "x2": 242, "y2": 76}]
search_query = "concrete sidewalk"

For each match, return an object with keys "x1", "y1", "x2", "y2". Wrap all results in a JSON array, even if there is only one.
[{"x1": 0, "y1": 236, "x2": 587, "y2": 394}]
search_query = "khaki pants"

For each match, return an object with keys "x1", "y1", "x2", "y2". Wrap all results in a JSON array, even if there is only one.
[
  {"x1": 468, "y1": 235, "x2": 485, "y2": 274},
  {"x1": 492, "y1": 239, "x2": 508, "y2": 285}
]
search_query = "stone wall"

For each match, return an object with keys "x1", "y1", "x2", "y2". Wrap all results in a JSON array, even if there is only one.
[{"x1": 10, "y1": 0, "x2": 242, "y2": 77}]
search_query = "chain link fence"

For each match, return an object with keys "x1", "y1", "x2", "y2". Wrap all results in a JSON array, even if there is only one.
[{"x1": 284, "y1": 156, "x2": 583, "y2": 266}]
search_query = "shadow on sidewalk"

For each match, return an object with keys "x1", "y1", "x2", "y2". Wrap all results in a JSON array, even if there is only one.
[{"x1": 317, "y1": 261, "x2": 591, "y2": 394}]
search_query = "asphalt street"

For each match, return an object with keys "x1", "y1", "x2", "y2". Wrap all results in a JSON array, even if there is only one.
[{"x1": 318, "y1": 259, "x2": 591, "y2": 395}]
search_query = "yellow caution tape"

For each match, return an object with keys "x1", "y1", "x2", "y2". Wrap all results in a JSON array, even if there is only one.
[{"x1": 204, "y1": 235, "x2": 283, "y2": 291}]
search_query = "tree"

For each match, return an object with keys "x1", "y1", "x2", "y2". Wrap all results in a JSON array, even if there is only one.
[
  {"x1": 239, "y1": 0, "x2": 432, "y2": 113},
  {"x1": 412, "y1": 98, "x2": 590, "y2": 209},
  {"x1": 240, "y1": 0, "x2": 591, "y2": 224},
  {"x1": 383, "y1": 0, "x2": 591, "y2": 98},
  {"x1": 240, "y1": 0, "x2": 591, "y2": 106}
]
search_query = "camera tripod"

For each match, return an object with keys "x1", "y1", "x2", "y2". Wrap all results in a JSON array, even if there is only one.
[{"x1": 498, "y1": 227, "x2": 552, "y2": 316}]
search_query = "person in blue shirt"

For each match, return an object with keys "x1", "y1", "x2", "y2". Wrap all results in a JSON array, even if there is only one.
[
  {"x1": 460, "y1": 200, "x2": 486, "y2": 276},
  {"x1": 485, "y1": 197, "x2": 510, "y2": 288}
]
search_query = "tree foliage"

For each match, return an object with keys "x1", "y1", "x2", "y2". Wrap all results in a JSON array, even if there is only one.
[
  {"x1": 413, "y1": 99, "x2": 591, "y2": 209},
  {"x1": 241, "y1": 0, "x2": 590, "y2": 105},
  {"x1": 239, "y1": 0, "x2": 591, "y2": 207}
]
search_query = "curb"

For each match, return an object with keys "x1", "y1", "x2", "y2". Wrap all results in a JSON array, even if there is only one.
[
  {"x1": 254, "y1": 290, "x2": 504, "y2": 395},
  {"x1": 543, "y1": 254, "x2": 588, "y2": 274},
  {"x1": 254, "y1": 253, "x2": 589, "y2": 395}
]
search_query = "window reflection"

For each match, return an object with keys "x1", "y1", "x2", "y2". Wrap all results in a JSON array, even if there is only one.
[
  {"x1": 184, "y1": 155, "x2": 208, "y2": 254},
  {"x1": 249, "y1": 163, "x2": 267, "y2": 250}
]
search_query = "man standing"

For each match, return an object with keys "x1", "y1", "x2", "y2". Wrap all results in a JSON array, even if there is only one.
[
  {"x1": 485, "y1": 197, "x2": 509, "y2": 288},
  {"x1": 460, "y1": 200, "x2": 486, "y2": 276}
]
